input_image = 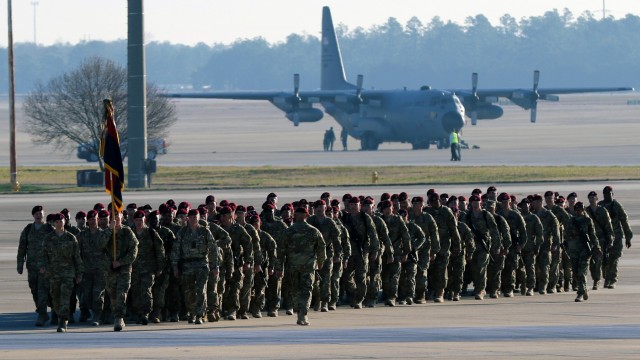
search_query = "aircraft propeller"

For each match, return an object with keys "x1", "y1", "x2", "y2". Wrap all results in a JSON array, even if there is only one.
[
  {"x1": 470, "y1": 72, "x2": 479, "y2": 125},
  {"x1": 293, "y1": 73, "x2": 302, "y2": 106}
]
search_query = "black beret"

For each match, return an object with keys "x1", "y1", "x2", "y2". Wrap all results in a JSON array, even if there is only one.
[
  {"x1": 126, "y1": 203, "x2": 137, "y2": 210},
  {"x1": 544, "y1": 191, "x2": 554, "y2": 197},
  {"x1": 603, "y1": 186, "x2": 613, "y2": 193},
  {"x1": 567, "y1": 192, "x2": 578, "y2": 199},
  {"x1": 32, "y1": 205, "x2": 43, "y2": 215},
  {"x1": 588, "y1": 191, "x2": 598, "y2": 198}
]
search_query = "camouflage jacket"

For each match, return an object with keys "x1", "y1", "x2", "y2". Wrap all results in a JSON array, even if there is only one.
[
  {"x1": 208, "y1": 221, "x2": 233, "y2": 275},
  {"x1": 334, "y1": 218, "x2": 352, "y2": 261},
  {"x1": 532, "y1": 208, "x2": 561, "y2": 250},
  {"x1": 172, "y1": 225, "x2": 218, "y2": 269},
  {"x1": 406, "y1": 222, "x2": 426, "y2": 255},
  {"x1": 243, "y1": 223, "x2": 264, "y2": 265},
  {"x1": 564, "y1": 215, "x2": 599, "y2": 255},
  {"x1": 497, "y1": 208, "x2": 527, "y2": 249},
  {"x1": 341, "y1": 211, "x2": 378, "y2": 256},
  {"x1": 371, "y1": 214, "x2": 392, "y2": 257},
  {"x1": 261, "y1": 218, "x2": 288, "y2": 249},
  {"x1": 258, "y1": 229, "x2": 277, "y2": 269},
  {"x1": 409, "y1": 211, "x2": 440, "y2": 254},
  {"x1": 491, "y1": 213, "x2": 512, "y2": 250},
  {"x1": 77, "y1": 227, "x2": 109, "y2": 271},
  {"x1": 424, "y1": 206, "x2": 460, "y2": 254},
  {"x1": 102, "y1": 225, "x2": 139, "y2": 268},
  {"x1": 276, "y1": 220, "x2": 326, "y2": 272},
  {"x1": 221, "y1": 222, "x2": 254, "y2": 266},
  {"x1": 40, "y1": 230, "x2": 84, "y2": 279},
  {"x1": 133, "y1": 226, "x2": 166, "y2": 273},
  {"x1": 462, "y1": 210, "x2": 500, "y2": 253},
  {"x1": 152, "y1": 225, "x2": 177, "y2": 271},
  {"x1": 522, "y1": 213, "x2": 544, "y2": 253},
  {"x1": 17, "y1": 222, "x2": 53, "y2": 271},
  {"x1": 456, "y1": 221, "x2": 475, "y2": 255},
  {"x1": 383, "y1": 214, "x2": 411, "y2": 258},
  {"x1": 586, "y1": 205, "x2": 614, "y2": 246},
  {"x1": 598, "y1": 199, "x2": 633, "y2": 241},
  {"x1": 308, "y1": 215, "x2": 342, "y2": 260}
]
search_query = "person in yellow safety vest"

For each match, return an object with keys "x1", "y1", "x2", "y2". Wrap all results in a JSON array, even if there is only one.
[{"x1": 450, "y1": 130, "x2": 461, "y2": 161}]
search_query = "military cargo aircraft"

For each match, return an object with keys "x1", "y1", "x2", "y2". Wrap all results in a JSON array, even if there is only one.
[{"x1": 168, "y1": 7, "x2": 633, "y2": 151}]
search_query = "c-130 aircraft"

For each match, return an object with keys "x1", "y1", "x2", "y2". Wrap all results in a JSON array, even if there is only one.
[{"x1": 169, "y1": 7, "x2": 633, "y2": 151}]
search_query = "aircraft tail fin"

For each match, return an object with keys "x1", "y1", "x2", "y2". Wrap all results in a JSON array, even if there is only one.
[{"x1": 321, "y1": 6, "x2": 355, "y2": 91}]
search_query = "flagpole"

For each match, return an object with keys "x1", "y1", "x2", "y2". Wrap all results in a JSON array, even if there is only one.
[{"x1": 111, "y1": 177, "x2": 117, "y2": 263}]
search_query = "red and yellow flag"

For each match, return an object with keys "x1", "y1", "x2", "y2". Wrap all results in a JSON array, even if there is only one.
[{"x1": 99, "y1": 99, "x2": 124, "y2": 213}]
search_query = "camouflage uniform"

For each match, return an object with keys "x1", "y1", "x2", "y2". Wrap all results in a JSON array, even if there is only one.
[
  {"x1": 409, "y1": 211, "x2": 439, "y2": 302},
  {"x1": 261, "y1": 217, "x2": 288, "y2": 315},
  {"x1": 381, "y1": 214, "x2": 410, "y2": 303},
  {"x1": 341, "y1": 211, "x2": 377, "y2": 308},
  {"x1": 598, "y1": 198, "x2": 634, "y2": 286},
  {"x1": 365, "y1": 214, "x2": 391, "y2": 307},
  {"x1": 486, "y1": 212, "x2": 510, "y2": 297},
  {"x1": 517, "y1": 212, "x2": 543, "y2": 294},
  {"x1": 172, "y1": 224, "x2": 218, "y2": 320},
  {"x1": 564, "y1": 215, "x2": 600, "y2": 298},
  {"x1": 331, "y1": 218, "x2": 351, "y2": 309},
  {"x1": 17, "y1": 222, "x2": 53, "y2": 321},
  {"x1": 206, "y1": 221, "x2": 232, "y2": 320},
  {"x1": 77, "y1": 227, "x2": 108, "y2": 319},
  {"x1": 40, "y1": 230, "x2": 84, "y2": 324},
  {"x1": 497, "y1": 208, "x2": 527, "y2": 296},
  {"x1": 308, "y1": 214, "x2": 341, "y2": 310},
  {"x1": 586, "y1": 205, "x2": 613, "y2": 287},
  {"x1": 548, "y1": 204, "x2": 571, "y2": 292},
  {"x1": 221, "y1": 223, "x2": 253, "y2": 318},
  {"x1": 150, "y1": 224, "x2": 176, "y2": 321},
  {"x1": 532, "y1": 208, "x2": 560, "y2": 294},
  {"x1": 447, "y1": 221, "x2": 473, "y2": 299},
  {"x1": 237, "y1": 223, "x2": 262, "y2": 318},
  {"x1": 164, "y1": 222, "x2": 184, "y2": 320},
  {"x1": 251, "y1": 229, "x2": 276, "y2": 317},
  {"x1": 399, "y1": 221, "x2": 425, "y2": 302},
  {"x1": 424, "y1": 206, "x2": 460, "y2": 300},
  {"x1": 276, "y1": 220, "x2": 326, "y2": 324},
  {"x1": 103, "y1": 226, "x2": 139, "y2": 320},
  {"x1": 462, "y1": 210, "x2": 500, "y2": 298},
  {"x1": 131, "y1": 227, "x2": 165, "y2": 320}
]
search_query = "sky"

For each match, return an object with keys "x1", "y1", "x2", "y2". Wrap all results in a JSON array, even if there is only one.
[{"x1": 0, "y1": 0, "x2": 637, "y2": 47}]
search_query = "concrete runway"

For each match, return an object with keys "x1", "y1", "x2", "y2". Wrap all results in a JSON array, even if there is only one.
[
  {"x1": 0, "y1": 182, "x2": 638, "y2": 358},
  {"x1": 1, "y1": 92, "x2": 639, "y2": 167}
]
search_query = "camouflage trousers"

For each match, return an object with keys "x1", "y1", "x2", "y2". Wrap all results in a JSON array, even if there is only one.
[
  {"x1": 414, "y1": 247, "x2": 431, "y2": 301},
  {"x1": 281, "y1": 269, "x2": 293, "y2": 311},
  {"x1": 239, "y1": 270, "x2": 254, "y2": 315},
  {"x1": 206, "y1": 271, "x2": 220, "y2": 313},
  {"x1": 131, "y1": 269, "x2": 155, "y2": 316},
  {"x1": 312, "y1": 259, "x2": 333, "y2": 304},
  {"x1": 536, "y1": 250, "x2": 551, "y2": 292},
  {"x1": 548, "y1": 248, "x2": 561, "y2": 291},
  {"x1": 290, "y1": 266, "x2": 315, "y2": 314},
  {"x1": 27, "y1": 268, "x2": 50, "y2": 314},
  {"x1": 82, "y1": 268, "x2": 106, "y2": 314},
  {"x1": 49, "y1": 276, "x2": 74, "y2": 319},
  {"x1": 265, "y1": 271, "x2": 282, "y2": 312},
  {"x1": 251, "y1": 270, "x2": 269, "y2": 314},
  {"x1": 516, "y1": 251, "x2": 536, "y2": 290},
  {"x1": 486, "y1": 254, "x2": 505, "y2": 294},
  {"x1": 164, "y1": 272, "x2": 182, "y2": 314},
  {"x1": 329, "y1": 259, "x2": 344, "y2": 307},
  {"x1": 501, "y1": 251, "x2": 519, "y2": 294},
  {"x1": 381, "y1": 258, "x2": 401, "y2": 301},
  {"x1": 446, "y1": 251, "x2": 465, "y2": 294},
  {"x1": 223, "y1": 268, "x2": 243, "y2": 314},
  {"x1": 605, "y1": 238, "x2": 624, "y2": 284},
  {"x1": 152, "y1": 270, "x2": 170, "y2": 313},
  {"x1": 570, "y1": 251, "x2": 590, "y2": 296},
  {"x1": 471, "y1": 249, "x2": 490, "y2": 294},
  {"x1": 181, "y1": 262, "x2": 209, "y2": 317},
  {"x1": 344, "y1": 253, "x2": 369, "y2": 306},
  {"x1": 398, "y1": 261, "x2": 417, "y2": 300},
  {"x1": 106, "y1": 267, "x2": 132, "y2": 318},
  {"x1": 428, "y1": 252, "x2": 450, "y2": 293},
  {"x1": 365, "y1": 254, "x2": 382, "y2": 304},
  {"x1": 560, "y1": 249, "x2": 572, "y2": 289}
]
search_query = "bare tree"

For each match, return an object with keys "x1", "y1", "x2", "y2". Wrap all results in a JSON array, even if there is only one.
[{"x1": 23, "y1": 56, "x2": 177, "y2": 170}]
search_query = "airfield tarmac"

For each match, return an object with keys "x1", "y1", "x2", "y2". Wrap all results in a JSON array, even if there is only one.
[
  {"x1": 0, "y1": 92, "x2": 639, "y2": 167},
  {"x1": 0, "y1": 182, "x2": 639, "y2": 359}
]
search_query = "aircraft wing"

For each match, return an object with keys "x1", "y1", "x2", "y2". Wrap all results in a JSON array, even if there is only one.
[{"x1": 165, "y1": 89, "x2": 382, "y2": 103}]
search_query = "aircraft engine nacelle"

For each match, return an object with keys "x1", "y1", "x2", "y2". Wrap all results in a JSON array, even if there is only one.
[
  {"x1": 286, "y1": 108, "x2": 324, "y2": 126},
  {"x1": 476, "y1": 104, "x2": 504, "y2": 120}
]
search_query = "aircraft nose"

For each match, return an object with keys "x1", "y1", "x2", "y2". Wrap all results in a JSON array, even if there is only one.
[{"x1": 441, "y1": 111, "x2": 465, "y2": 133}]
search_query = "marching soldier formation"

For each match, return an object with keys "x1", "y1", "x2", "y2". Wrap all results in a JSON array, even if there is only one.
[{"x1": 16, "y1": 185, "x2": 633, "y2": 332}]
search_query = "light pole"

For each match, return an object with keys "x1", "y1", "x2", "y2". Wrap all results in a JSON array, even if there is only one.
[
  {"x1": 8, "y1": 0, "x2": 19, "y2": 192},
  {"x1": 31, "y1": 1, "x2": 39, "y2": 44}
]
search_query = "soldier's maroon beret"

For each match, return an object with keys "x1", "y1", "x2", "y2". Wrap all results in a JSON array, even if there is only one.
[
  {"x1": 281, "y1": 203, "x2": 293, "y2": 212},
  {"x1": 178, "y1": 202, "x2": 191, "y2": 210},
  {"x1": 187, "y1": 209, "x2": 199, "y2": 217},
  {"x1": 52, "y1": 213, "x2": 65, "y2": 221},
  {"x1": 471, "y1": 188, "x2": 482, "y2": 195},
  {"x1": 603, "y1": 186, "x2": 613, "y2": 193},
  {"x1": 331, "y1": 206, "x2": 340, "y2": 213},
  {"x1": 87, "y1": 210, "x2": 98, "y2": 218},
  {"x1": 398, "y1": 192, "x2": 408, "y2": 201},
  {"x1": 497, "y1": 193, "x2": 510, "y2": 202},
  {"x1": 219, "y1": 200, "x2": 229, "y2": 207},
  {"x1": 469, "y1": 195, "x2": 481, "y2": 202},
  {"x1": 555, "y1": 196, "x2": 565, "y2": 204},
  {"x1": 32, "y1": 205, "x2": 43, "y2": 215},
  {"x1": 313, "y1": 199, "x2": 326, "y2": 208},
  {"x1": 519, "y1": 198, "x2": 530, "y2": 206},
  {"x1": 197, "y1": 206, "x2": 207, "y2": 215},
  {"x1": 380, "y1": 193, "x2": 391, "y2": 201},
  {"x1": 362, "y1": 198, "x2": 374, "y2": 205},
  {"x1": 267, "y1": 192, "x2": 278, "y2": 198},
  {"x1": 487, "y1": 186, "x2": 497, "y2": 192},
  {"x1": 330, "y1": 199, "x2": 340, "y2": 207},
  {"x1": 349, "y1": 197, "x2": 360, "y2": 204},
  {"x1": 588, "y1": 191, "x2": 597, "y2": 198},
  {"x1": 228, "y1": 203, "x2": 237, "y2": 211},
  {"x1": 93, "y1": 203, "x2": 106, "y2": 211},
  {"x1": 176, "y1": 209, "x2": 188, "y2": 216},
  {"x1": 205, "y1": 195, "x2": 216, "y2": 204},
  {"x1": 248, "y1": 215, "x2": 260, "y2": 224},
  {"x1": 294, "y1": 207, "x2": 309, "y2": 215},
  {"x1": 510, "y1": 195, "x2": 516, "y2": 202},
  {"x1": 458, "y1": 196, "x2": 468, "y2": 201},
  {"x1": 390, "y1": 194, "x2": 399, "y2": 201},
  {"x1": 219, "y1": 206, "x2": 233, "y2": 215},
  {"x1": 166, "y1": 199, "x2": 176, "y2": 207},
  {"x1": 133, "y1": 210, "x2": 146, "y2": 219},
  {"x1": 426, "y1": 189, "x2": 437, "y2": 197},
  {"x1": 235, "y1": 205, "x2": 246, "y2": 213},
  {"x1": 298, "y1": 199, "x2": 309, "y2": 205},
  {"x1": 531, "y1": 194, "x2": 543, "y2": 202},
  {"x1": 98, "y1": 210, "x2": 110, "y2": 218},
  {"x1": 75, "y1": 211, "x2": 87, "y2": 219},
  {"x1": 411, "y1": 196, "x2": 424, "y2": 203},
  {"x1": 380, "y1": 200, "x2": 392, "y2": 209},
  {"x1": 342, "y1": 193, "x2": 353, "y2": 201},
  {"x1": 262, "y1": 202, "x2": 275, "y2": 210},
  {"x1": 321, "y1": 192, "x2": 331, "y2": 199},
  {"x1": 148, "y1": 210, "x2": 159, "y2": 217}
]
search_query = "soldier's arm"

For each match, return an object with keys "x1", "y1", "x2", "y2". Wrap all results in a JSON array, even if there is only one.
[
  {"x1": 429, "y1": 217, "x2": 440, "y2": 255},
  {"x1": 399, "y1": 220, "x2": 411, "y2": 257},
  {"x1": 17, "y1": 227, "x2": 28, "y2": 272},
  {"x1": 487, "y1": 212, "x2": 500, "y2": 251},
  {"x1": 374, "y1": 218, "x2": 387, "y2": 256},
  {"x1": 461, "y1": 225, "x2": 475, "y2": 254},
  {"x1": 447, "y1": 211, "x2": 461, "y2": 254},
  {"x1": 550, "y1": 214, "x2": 561, "y2": 247},
  {"x1": 206, "y1": 230, "x2": 219, "y2": 269},
  {"x1": 340, "y1": 225, "x2": 351, "y2": 260},
  {"x1": 315, "y1": 230, "x2": 327, "y2": 266},
  {"x1": 534, "y1": 218, "x2": 544, "y2": 250},
  {"x1": 153, "y1": 231, "x2": 166, "y2": 272},
  {"x1": 517, "y1": 215, "x2": 527, "y2": 248},
  {"x1": 329, "y1": 221, "x2": 342, "y2": 257},
  {"x1": 411, "y1": 225, "x2": 426, "y2": 253},
  {"x1": 118, "y1": 228, "x2": 139, "y2": 266},
  {"x1": 616, "y1": 201, "x2": 634, "y2": 241},
  {"x1": 72, "y1": 236, "x2": 84, "y2": 280},
  {"x1": 586, "y1": 218, "x2": 600, "y2": 251},
  {"x1": 366, "y1": 216, "x2": 379, "y2": 256},
  {"x1": 275, "y1": 230, "x2": 288, "y2": 272},
  {"x1": 501, "y1": 219, "x2": 512, "y2": 249},
  {"x1": 239, "y1": 227, "x2": 254, "y2": 264},
  {"x1": 170, "y1": 232, "x2": 181, "y2": 269},
  {"x1": 266, "y1": 233, "x2": 277, "y2": 269}
]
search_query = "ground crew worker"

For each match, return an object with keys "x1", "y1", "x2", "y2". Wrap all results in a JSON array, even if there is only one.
[
  {"x1": 598, "y1": 186, "x2": 633, "y2": 288},
  {"x1": 564, "y1": 202, "x2": 601, "y2": 302},
  {"x1": 450, "y1": 130, "x2": 460, "y2": 161},
  {"x1": 275, "y1": 207, "x2": 326, "y2": 326}
]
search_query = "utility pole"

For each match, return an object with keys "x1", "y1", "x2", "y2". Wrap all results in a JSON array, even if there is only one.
[
  {"x1": 127, "y1": 0, "x2": 147, "y2": 188},
  {"x1": 602, "y1": 0, "x2": 606, "y2": 20},
  {"x1": 7, "y1": 0, "x2": 19, "y2": 192},
  {"x1": 31, "y1": 1, "x2": 39, "y2": 44}
]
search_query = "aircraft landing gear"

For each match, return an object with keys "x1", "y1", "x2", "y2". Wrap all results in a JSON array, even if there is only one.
[
  {"x1": 360, "y1": 132, "x2": 380, "y2": 151},
  {"x1": 411, "y1": 141, "x2": 430, "y2": 150}
]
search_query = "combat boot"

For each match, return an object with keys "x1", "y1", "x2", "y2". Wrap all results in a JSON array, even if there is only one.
[
  {"x1": 195, "y1": 316, "x2": 203, "y2": 325},
  {"x1": 503, "y1": 291, "x2": 514, "y2": 298},
  {"x1": 385, "y1": 298, "x2": 396, "y2": 307},
  {"x1": 140, "y1": 315, "x2": 149, "y2": 325},
  {"x1": 592, "y1": 280, "x2": 599, "y2": 290},
  {"x1": 583, "y1": 292, "x2": 589, "y2": 301},
  {"x1": 114, "y1": 317, "x2": 125, "y2": 331},
  {"x1": 50, "y1": 311, "x2": 59, "y2": 326},
  {"x1": 240, "y1": 313, "x2": 250, "y2": 320},
  {"x1": 327, "y1": 302, "x2": 337, "y2": 311},
  {"x1": 313, "y1": 301, "x2": 321, "y2": 312},
  {"x1": 474, "y1": 290, "x2": 485, "y2": 300},
  {"x1": 452, "y1": 293, "x2": 460, "y2": 301},
  {"x1": 547, "y1": 287, "x2": 556, "y2": 294},
  {"x1": 35, "y1": 312, "x2": 49, "y2": 327},
  {"x1": 188, "y1": 315, "x2": 195, "y2": 324},
  {"x1": 90, "y1": 311, "x2": 102, "y2": 326},
  {"x1": 320, "y1": 302, "x2": 329, "y2": 312},
  {"x1": 574, "y1": 294, "x2": 583, "y2": 302},
  {"x1": 79, "y1": 309, "x2": 90, "y2": 323},
  {"x1": 607, "y1": 282, "x2": 616, "y2": 289},
  {"x1": 285, "y1": 309, "x2": 294, "y2": 315},
  {"x1": 413, "y1": 298, "x2": 426, "y2": 304},
  {"x1": 150, "y1": 308, "x2": 161, "y2": 323},
  {"x1": 520, "y1": 284, "x2": 526, "y2": 296},
  {"x1": 489, "y1": 292, "x2": 498, "y2": 299},
  {"x1": 267, "y1": 310, "x2": 278, "y2": 317},
  {"x1": 252, "y1": 310, "x2": 262, "y2": 318},
  {"x1": 564, "y1": 283, "x2": 571, "y2": 292},
  {"x1": 526, "y1": 288, "x2": 534, "y2": 296},
  {"x1": 57, "y1": 317, "x2": 68, "y2": 333},
  {"x1": 226, "y1": 311, "x2": 236, "y2": 321},
  {"x1": 169, "y1": 312, "x2": 179, "y2": 322},
  {"x1": 434, "y1": 290, "x2": 444, "y2": 303},
  {"x1": 406, "y1": 297, "x2": 414, "y2": 305}
]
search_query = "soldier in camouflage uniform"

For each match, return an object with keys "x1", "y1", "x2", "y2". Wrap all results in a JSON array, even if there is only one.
[
  {"x1": 260, "y1": 203, "x2": 288, "y2": 317},
  {"x1": 329, "y1": 205, "x2": 350, "y2": 310},
  {"x1": 598, "y1": 186, "x2": 633, "y2": 288},
  {"x1": 200, "y1": 206, "x2": 232, "y2": 322},
  {"x1": 341, "y1": 197, "x2": 378, "y2": 309},
  {"x1": 219, "y1": 206, "x2": 254, "y2": 320},
  {"x1": 77, "y1": 210, "x2": 108, "y2": 326},
  {"x1": 408, "y1": 196, "x2": 439, "y2": 303},
  {"x1": 39, "y1": 213, "x2": 84, "y2": 332},
  {"x1": 461, "y1": 195, "x2": 500, "y2": 300},
  {"x1": 235, "y1": 206, "x2": 263, "y2": 319},
  {"x1": 564, "y1": 202, "x2": 601, "y2": 302},
  {"x1": 361, "y1": 198, "x2": 391, "y2": 307},
  {"x1": 380, "y1": 200, "x2": 410, "y2": 306},
  {"x1": 485, "y1": 200, "x2": 511, "y2": 299},
  {"x1": 586, "y1": 191, "x2": 614, "y2": 290},
  {"x1": 531, "y1": 194, "x2": 561, "y2": 295},
  {"x1": 425, "y1": 193, "x2": 460, "y2": 303},
  {"x1": 17, "y1": 205, "x2": 54, "y2": 326},
  {"x1": 448, "y1": 207, "x2": 473, "y2": 301},
  {"x1": 275, "y1": 207, "x2": 326, "y2": 326},
  {"x1": 497, "y1": 193, "x2": 527, "y2": 298},
  {"x1": 147, "y1": 210, "x2": 175, "y2": 323},
  {"x1": 172, "y1": 209, "x2": 218, "y2": 324},
  {"x1": 102, "y1": 211, "x2": 139, "y2": 331},
  {"x1": 160, "y1": 206, "x2": 183, "y2": 322},
  {"x1": 248, "y1": 215, "x2": 276, "y2": 318},
  {"x1": 544, "y1": 191, "x2": 571, "y2": 293},
  {"x1": 130, "y1": 210, "x2": 165, "y2": 325},
  {"x1": 398, "y1": 209, "x2": 425, "y2": 303},
  {"x1": 308, "y1": 200, "x2": 341, "y2": 312},
  {"x1": 517, "y1": 199, "x2": 544, "y2": 296}
]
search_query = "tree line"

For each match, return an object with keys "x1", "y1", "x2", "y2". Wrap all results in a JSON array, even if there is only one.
[{"x1": 1, "y1": 9, "x2": 639, "y2": 93}]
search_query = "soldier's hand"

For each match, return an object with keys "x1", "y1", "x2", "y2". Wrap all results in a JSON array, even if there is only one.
[
  {"x1": 155, "y1": 270, "x2": 163, "y2": 277},
  {"x1": 75, "y1": 276, "x2": 82, "y2": 285},
  {"x1": 401, "y1": 254, "x2": 408, "y2": 263},
  {"x1": 17, "y1": 264, "x2": 23, "y2": 275},
  {"x1": 276, "y1": 270, "x2": 283, "y2": 278},
  {"x1": 515, "y1": 245, "x2": 522, "y2": 254},
  {"x1": 211, "y1": 267, "x2": 219, "y2": 277},
  {"x1": 429, "y1": 254, "x2": 436, "y2": 262},
  {"x1": 342, "y1": 260, "x2": 348, "y2": 270},
  {"x1": 112, "y1": 260, "x2": 121, "y2": 269},
  {"x1": 317, "y1": 261, "x2": 323, "y2": 271},
  {"x1": 369, "y1": 252, "x2": 378, "y2": 262},
  {"x1": 254, "y1": 264, "x2": 263, "y2": 274},
  {"x1": 626, "y1": 239, "x2": 632, "y2": 249},
  {"x1": 333, "y1": 255, "x2": 340, "y2": 264},
  {"x1": 243, "y1": 262, "x2": 252, "y2": 273},
  {"x1": 551, "y1": 245, "x2": 558, "y2": 253},
  {"x1": 39, "y1": 267, "x2": 46, "y2": 274},
  {"x1": 386, "y1": 254, "x2": 394, "y2": 264},
  {"x1": 593, "y1": 248, "x2": 603, "y2": 258},
  {"x1": 268, "y1": 268, "x2": 274, "y2": 276}
]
